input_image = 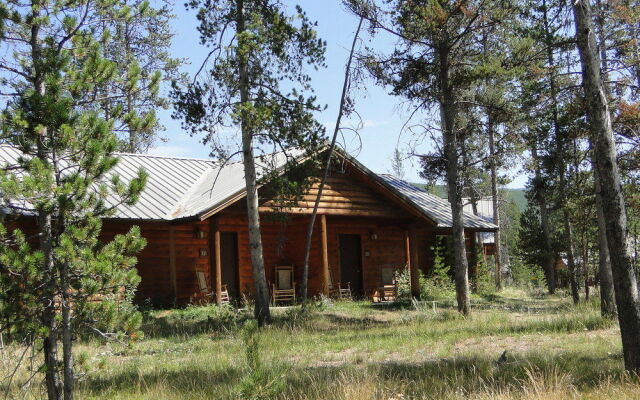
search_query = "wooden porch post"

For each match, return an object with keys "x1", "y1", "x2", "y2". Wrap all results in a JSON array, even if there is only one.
[
  {"x1": 169, "y1": 226, "x2": 177, "y2": 302},
  {"x1": 321, "y1": 214, "x2": 330, "y2": 296},
  {"x1": 212, "y1": 218, "x2": 223, "y2": 304},
  {"x1": 409, "y1": 224, "x2": 421, "y2": 299},
  {"x1": 468, "y1": 231, "x2": 478, "y2": 289}
]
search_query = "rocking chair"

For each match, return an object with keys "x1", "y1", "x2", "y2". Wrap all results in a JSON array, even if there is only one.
[
  {"x1": 271, "y1": 266, "x2": 296, "y2": 305},
  {"x1": 196, "y1": 270, "x2": 229, "y2": 304}
]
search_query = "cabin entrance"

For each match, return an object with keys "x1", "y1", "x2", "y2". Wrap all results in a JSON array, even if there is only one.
[
  {"x1": 220, "y1": 232, "x2": 239, "y2": 300},
  {"x1": 339, "y1": 234, "x2": 363, "y2": 298}
]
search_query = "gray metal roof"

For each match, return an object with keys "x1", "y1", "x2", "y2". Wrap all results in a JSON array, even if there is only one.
[
  {"x1": 0, "y1": 145, "x2": 497, "y2": 230},
  {"x1": 0, "y1": 145, "x2": 303, "y2": 221},
  {"x1": 377, "y1": 174, "x2": 498, "y2": 230}
]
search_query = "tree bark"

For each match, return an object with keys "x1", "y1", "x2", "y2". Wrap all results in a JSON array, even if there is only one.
[
  {"x1": 573, "y1": 0, "x2": 640, "y2": 371},
  {"x1": 563, "y1": 212, "x2": 580, "y2": 304},
  {"x1": 31, "y1": 10, "x2": 62, "y2": 398},
  {"x1": 543, "y1": 0, "x2": 578, "y2": 302},
  {"x1": 593, "y1": 0, "x2": 617, "y2": 319},
  {"x1": 300, "y1": 17, "x2": 363, "y2": 304},
  {"x1": 531, "y1": 145, "x2": 556, "y2": 294},
  {"x1": 488, "y1": 115, "x2": 502, "y2": 290},
  {"x1": 439, "y1": 45, "x2": 470, "y2": 316},
  {"x1": 595, "y1": 172, "x2": 617, "y2": 317},
  {"x1": 236, "y1": 0, "x2": 271, "y2": 325},
  {"x1": 61, "y1": 262, "x2": 74, "y2": 400}
]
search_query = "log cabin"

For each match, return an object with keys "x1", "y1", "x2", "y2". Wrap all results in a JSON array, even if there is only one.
[{"x1": 0, "y1": 145, "x2": 497, "y2": 306}]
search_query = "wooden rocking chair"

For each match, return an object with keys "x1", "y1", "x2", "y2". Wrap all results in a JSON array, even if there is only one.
[
  {"x1": 196, "y1": 270, "x2": 229, "y2": 304},
  {"x1": 373, "y1": 267, "x2": 398, "y2": 303},
  {"x1": 271, "y1": 266, "x2": 296, "y2": 305},
  {"x1": 328, "y1": 269, "x2": 351, "y2": 300}
]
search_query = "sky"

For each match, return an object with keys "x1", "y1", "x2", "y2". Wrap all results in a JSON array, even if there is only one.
[{"x1": 151, "y1": 0, "x2": 528, "y2": 189}]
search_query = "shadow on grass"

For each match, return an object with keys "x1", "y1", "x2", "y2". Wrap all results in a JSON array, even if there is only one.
[
  {"x1": 76, "y1": 344, "x2": 631, "y2": 399},
  {"x1": 280, "y1": 351, "x2": 631, "y2": 399},
  {"x1": 80, "y1": 364, "x2": 242, "y2": 396}
]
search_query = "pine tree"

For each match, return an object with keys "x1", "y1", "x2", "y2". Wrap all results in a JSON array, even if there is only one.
[
  {"x1": 0, "y1": 1, "x2": 150, "y2": 398},
  {"x1": 172, "y1": 0, "x2": 326, "y2": 326},
  {"x1": 573, "y1": 0, "x2": 640, "y2": 371},
  {"x1": 97, "y1": 0, "x2": 184, "y2": 153},
  {"x1": 346, "y1": 0, "x2": 520, "y2": 315}
]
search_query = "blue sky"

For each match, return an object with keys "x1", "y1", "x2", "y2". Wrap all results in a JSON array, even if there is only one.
[{"x1": 152, "y1": 0, "x2": 527, "y2": 188}]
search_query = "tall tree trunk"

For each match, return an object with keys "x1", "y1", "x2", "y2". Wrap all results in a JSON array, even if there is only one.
[
  {"x1": 593, "y1": 0, "x2": 617, "y2": 318},
  {"x1": 236, "y1": 0, "x2": 271, "y2": 325},
  {"x1": 31, "y1": 11, "x2": 62, "y2": 399},
  {"x1": 563, "y1": 211, "x2": 580, "y2": 304},
  {"x1": 61, "y1": 262, "x2": 74, "y2": 400},
  {"x1": 531, "y1": 145, "x2": 556, "y2": 294},
  {"x1": 595, "y1": 172, "x2": 617, "y2": 317},
  {"x1": 40, "y1": 212, "x2": 61, "y2": 400},
  {"x1": 461, "y1": 145, "x2": 479, "y2": 292},
  {"x1": 439, "y1": 45, "x2": 470, "y2": 316},
  {"x1": 300, "y1": 17, "x2": 363, "y2": 304},
  {"x1": 573, "y1": 0, "x2": 640, "y2": 371},
  {"x1": 488, "y1": 116, "x2": 502, "y2": 290},
  {"x1": 544, "y1": 0, "x2": 579, "y2": 302},
  {"x1": 582, "y1": 233, "x2": 590, "y2": 301}
]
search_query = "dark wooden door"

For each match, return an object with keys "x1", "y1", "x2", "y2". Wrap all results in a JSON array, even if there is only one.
[
  {"x1": 339, "y1": 234, "x2": 363, "y2": 298},
  {"x1": 220, "y1": 232, "x2": 239, "y2": 299}
]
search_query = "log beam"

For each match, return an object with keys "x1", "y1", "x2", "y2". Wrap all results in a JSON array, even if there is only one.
[
  {"x1": 409, "y1": 224, "x2": 421, "y2": 298},
  {"x1": 212, "y1": 218, "x2": 222, "y2": 304},
  {"x1": 169, "y1": 226, "x2": 177, "y2": 301},
  {"x1": 321, "y1": 214, "x2": 330, "y2": 296}
]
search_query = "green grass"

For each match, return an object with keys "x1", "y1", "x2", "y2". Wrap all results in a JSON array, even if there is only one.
[{"x1": 3, "y1": 289, "x2": 639, "y2": 399}]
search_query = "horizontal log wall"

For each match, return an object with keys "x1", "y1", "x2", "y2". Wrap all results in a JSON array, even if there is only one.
[
  {"x1": 260, "y1": 171, "x2": 406, "y2": 218},
  {"x1": 102, "y1": 219, "x2": 211, "y2": 306},
  {"x1": 215, "y1": 212, "x2": 436, "y2": 300}
]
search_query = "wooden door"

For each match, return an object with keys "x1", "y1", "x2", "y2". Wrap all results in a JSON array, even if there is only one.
[
  {"x1": 220, "y1": 232, "x2": 239, "y2": 299},
  {"x1": 339, "y1": 234, "x2": 363, "y2": 298}
]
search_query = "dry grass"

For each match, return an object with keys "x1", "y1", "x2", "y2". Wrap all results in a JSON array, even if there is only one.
[{"x1": 2, "y1": 289, "x2": 638, "y2": 399}]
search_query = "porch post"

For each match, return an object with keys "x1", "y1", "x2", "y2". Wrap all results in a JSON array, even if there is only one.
[
  {"x1": 468, "y1": 231, "x2": 478, "y2": 289},
  {"x1": 169, "y1": 226, "x2": 177, "y2": 302},
  {"x1": 409, "y1": 224, "x2": 421, "y2": 299},
  {"x1": 321, "y1": 214, "x2": 330, "y2": 296},
  {"x1": 212, "y1": 218, "x2": 223, "y2": 304}
]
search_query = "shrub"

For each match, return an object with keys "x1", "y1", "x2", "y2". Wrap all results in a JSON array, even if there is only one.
[{"x1": 142, "y1": 303, "x2": 247, "y2": 337}]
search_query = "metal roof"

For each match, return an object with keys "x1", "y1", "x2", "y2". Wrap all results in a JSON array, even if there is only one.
[
  {"x1": 377, "y1": 174, "x2": 498, "y2": 230},
  {"x1": 0, "y1": 145, "x2": 303, "y2": 221},
  {"x1": 0, "y1": 145, "x2": 497, "y2": 230}
]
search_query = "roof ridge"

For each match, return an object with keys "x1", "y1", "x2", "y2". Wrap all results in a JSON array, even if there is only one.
[
  {"x1": 114, "y1": 151, "x2": 215, "y2": 163},
  {"x1": 0, "y1": 143, "x2": 218, "y2": 163}
]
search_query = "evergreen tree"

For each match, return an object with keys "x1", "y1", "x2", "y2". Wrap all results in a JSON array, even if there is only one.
[
  {"x1": 97, "y1": 0, "x2": 184, "y2": 152},
  {"x1": 172, "y1": 0, "x2": 326, "y2": 325},
  {"x1": 0, "y1": 0, "x2": 150, "y2": 398},
  {"x1": 573, "y1": 0, "x2": 640, "y2": 372},
  {"x1": 346, "y1": 0, "x2": 520, "y2": 315}
]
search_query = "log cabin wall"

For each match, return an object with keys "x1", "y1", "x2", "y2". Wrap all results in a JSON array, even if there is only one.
[
  {"x1": 214, "y1": 211, "x2": 436, "y2": 299},
  {"x1": 101, "y1": 219, "x2": 212, "y2": 306},
  {"x1": 260, "y1": 169, "x2": 406, "y2": 218}
]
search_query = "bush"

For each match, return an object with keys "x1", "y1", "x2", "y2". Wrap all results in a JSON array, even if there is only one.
[
  {"x1": 421, "y1": 244, "x2": 456, "y2": 300},
  {"x1": 141, "y1": 303, "x2": 247, "y2": 337},
  {"x1": 474, "y1": 248, "x2": 496, "y2": 296},
  {"x1": 510, "y1": 257, "x2": 547, "y2": 292}
]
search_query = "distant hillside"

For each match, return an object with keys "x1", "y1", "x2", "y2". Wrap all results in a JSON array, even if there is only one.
[{"x1": 410, "y1": 183, "x2": 527, "y2": 211}]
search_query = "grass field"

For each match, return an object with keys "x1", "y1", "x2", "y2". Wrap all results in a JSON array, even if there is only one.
[{"x1": 3, "y1": 288, "x2": 640, "y2": 399}]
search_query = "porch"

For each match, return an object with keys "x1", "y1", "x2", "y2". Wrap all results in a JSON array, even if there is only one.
[{"x1": 207, "y1": 212, "x2": 431, "y2": 304}]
